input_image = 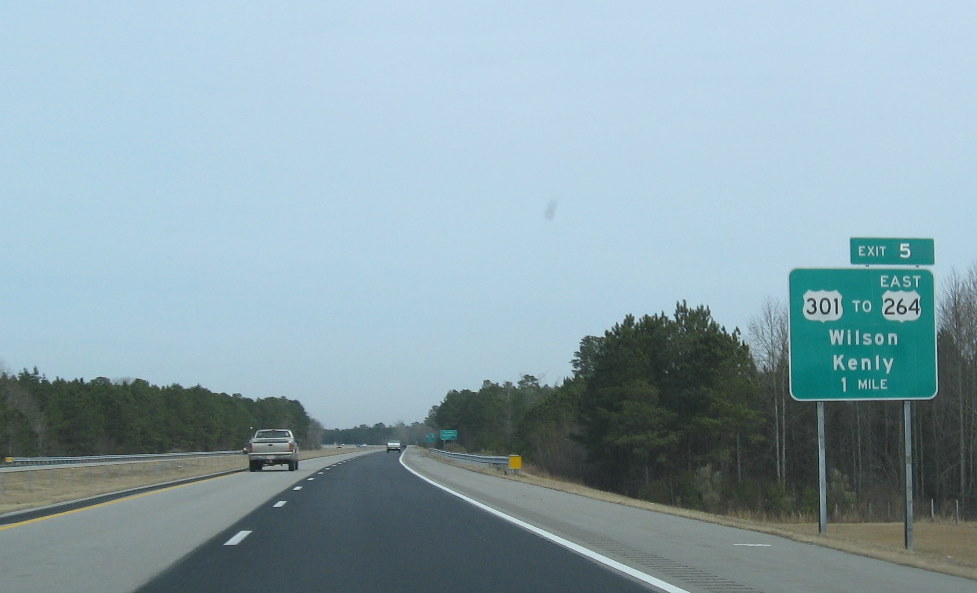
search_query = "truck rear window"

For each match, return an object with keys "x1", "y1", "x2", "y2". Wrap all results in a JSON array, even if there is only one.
[{"x1": 255, "y1": 430, "x2": 291, "y2": 439}]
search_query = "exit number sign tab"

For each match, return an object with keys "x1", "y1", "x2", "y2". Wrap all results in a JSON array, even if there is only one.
[{"x1": 850, "y1": 238, "x2": 934, "y2": 266}]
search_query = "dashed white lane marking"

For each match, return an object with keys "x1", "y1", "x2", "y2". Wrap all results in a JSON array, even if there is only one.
[
  {"x1": 307, "y1": 477, "x2": 315, "y2": 481},
  {"x1": 293, "y1": 486, "x2": 303, "y2": 491},
  {"x1": 734, "y1": 543, "x2": 771, "y2": 547},
  {"x1": 273, "y1": 501, "x2": 287, "y2": 508},
  {"x1": 224, "y1": 531, "x2": 252, "y2": 546}
]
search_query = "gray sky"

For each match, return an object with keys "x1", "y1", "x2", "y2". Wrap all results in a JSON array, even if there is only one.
[{"x1": 3, "y1": 3, "x2": 974, "y2": 429}]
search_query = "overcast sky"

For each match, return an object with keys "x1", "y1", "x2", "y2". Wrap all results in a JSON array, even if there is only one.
[{"x1": 3, "y1": 3, "x2": 974, "y2": 429}]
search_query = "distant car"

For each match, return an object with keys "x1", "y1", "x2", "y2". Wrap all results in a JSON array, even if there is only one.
[
  {"x1": 386, "y1": 440, "x2": 402, "y2": 452},
  {"x1": 337, "y1": 443, "x2": 344, "y2": 448}
]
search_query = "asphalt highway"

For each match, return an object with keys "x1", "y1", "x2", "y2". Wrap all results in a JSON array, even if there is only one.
[{"x1": 135, "y1": 450, "x2": 655, "y2": 593}]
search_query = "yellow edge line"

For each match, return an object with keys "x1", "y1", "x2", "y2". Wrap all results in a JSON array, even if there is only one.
[{"x1": 0, "y1": 472, "x2": 234, "y2": 531}]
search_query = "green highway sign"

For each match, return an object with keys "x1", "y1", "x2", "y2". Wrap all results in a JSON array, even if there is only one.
[
  {"x1": 789, "y1": 268, "x2": 937, "y2": 401},
  {"x1": 850, "y1": 237, "x2": 934, "y2": 266},
  {"x1": 439, "y1": 429, "x2": 458, "y2": 441}
]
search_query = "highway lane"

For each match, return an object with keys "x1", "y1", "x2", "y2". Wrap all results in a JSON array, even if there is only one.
[
  {"x1": 0, "y1": 451, "x2": 372, "y2": 593},
  {"x1": 135, "y1": 449, "x2": 658, "y2": 593}
]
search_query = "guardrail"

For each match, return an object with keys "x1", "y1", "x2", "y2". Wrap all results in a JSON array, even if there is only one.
[
  {"x1": 3, "y1": 451, "x2": 242, "y2": 467},
  {"x1": 431, "y1": 449, "x2": 509, "y2": 468}
]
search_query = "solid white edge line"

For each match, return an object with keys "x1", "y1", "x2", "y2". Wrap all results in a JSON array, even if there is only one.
[
  {"x1": 399, "y1": 455, "x2": 690, "y2": 593},
  {"x1": 224, "y1": 530, "x2": 252, "y2": 546}
]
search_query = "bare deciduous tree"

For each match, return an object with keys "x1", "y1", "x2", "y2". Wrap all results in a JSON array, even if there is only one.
[{"x1": 747, "y1": 298, "x2": 789, "y2": 484}]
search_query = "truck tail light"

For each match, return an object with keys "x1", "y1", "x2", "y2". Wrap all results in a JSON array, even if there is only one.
[
  {"x1": 246, "y1": 443, "x2": 253, "y2": 453},
  {"x1": 288, "y1": 442, "x2": 296, "y2": 452}
]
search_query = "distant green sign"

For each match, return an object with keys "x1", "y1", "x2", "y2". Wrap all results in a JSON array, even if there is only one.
[
  {"x1": 439, "y1": 429, "x2": 458, "y2": 441},
  {"x1": 789, "y1": 268, "x2": 937, "y2": 401},
  {"x1": 426, "y1": 433, "x2": 436, "y2": 443},
  {"x1": 850, "y1": 238, "x2": 934, "y2": 266}
]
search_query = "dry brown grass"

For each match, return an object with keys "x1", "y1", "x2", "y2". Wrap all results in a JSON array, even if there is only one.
[
  {"x1": 767, "y1": 521, "x2": 977, "y2": 579},
  {"x1": 0, "y1": 448, "x2": 347, "y2": 517}
]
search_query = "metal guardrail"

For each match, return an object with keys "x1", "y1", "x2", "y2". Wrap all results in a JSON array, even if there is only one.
[
  {"x1": 432, "y1": 449, "x2": 509, "y2": 467},
  {"x1": 3, "y1": 451, "x2": 242, "y2": 467}
]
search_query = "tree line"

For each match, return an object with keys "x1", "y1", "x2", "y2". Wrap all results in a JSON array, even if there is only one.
[
  {"x1": 0, "y1": 370, "x2": 323, "y2": 456},
  {"x1": 5, "y1": 263, "x2": 974, "y2": 520},
  {"x1": 429, "y1": 265, "x2": 977, "y2": 520}
]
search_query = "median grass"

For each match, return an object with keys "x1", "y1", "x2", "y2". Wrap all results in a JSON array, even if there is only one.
[{"x1": 0, "y1": 448, "x2": 350, "y2": 517}]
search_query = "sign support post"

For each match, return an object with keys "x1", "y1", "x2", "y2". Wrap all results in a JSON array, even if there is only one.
[
  {"x1": 818, "y1": 401, "x2": 828, "y2": 534},
  {"x1": 904, "y1": 401, "x2": 914, "y2": 550}
]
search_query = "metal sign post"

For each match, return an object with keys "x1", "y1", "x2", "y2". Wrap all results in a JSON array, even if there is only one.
[
  {"x1": 904, "y1": 401, "x2": 914, "y2": 550},
  {"x1": 818, "y1": 402, "x2": 828, "y2": 534}
]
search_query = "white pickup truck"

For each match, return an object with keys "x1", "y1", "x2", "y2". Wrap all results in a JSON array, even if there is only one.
[{"x1": 247, "y1": 428, "x2": 299, "y2": 471}]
